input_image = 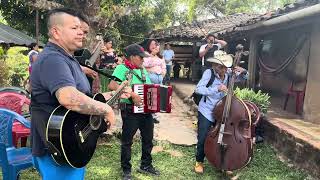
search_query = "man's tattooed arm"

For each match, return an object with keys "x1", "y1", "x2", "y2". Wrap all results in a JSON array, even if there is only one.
[{"x1": 55, "y1": 86, "x2": 112, "y2": 115}]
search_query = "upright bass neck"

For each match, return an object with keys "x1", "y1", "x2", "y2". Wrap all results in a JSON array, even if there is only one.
[{"x1": 221, "y1": 50, "x2": 244, "y2": 121}]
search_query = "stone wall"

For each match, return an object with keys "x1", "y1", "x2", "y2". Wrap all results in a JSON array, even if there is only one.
[{"x1": 262, "y1": 119, "x2": 320, "y2": 178}]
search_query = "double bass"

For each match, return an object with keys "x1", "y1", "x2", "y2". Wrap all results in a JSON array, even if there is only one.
[{"x1": 204, "y1": 49, "x2": 253, "y2": 171}]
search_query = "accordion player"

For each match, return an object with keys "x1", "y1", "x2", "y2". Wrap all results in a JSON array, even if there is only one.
[{"x1": 132, "y1": 84, "x2": 172, "y2": 113}]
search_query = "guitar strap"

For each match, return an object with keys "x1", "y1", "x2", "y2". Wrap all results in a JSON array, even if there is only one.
[
  {"x1": 123, "y1": 65, "x2": 146, "y2": 106},
  {"x1": 125, "y1": 65, "x2": 146, "y2": 84}
]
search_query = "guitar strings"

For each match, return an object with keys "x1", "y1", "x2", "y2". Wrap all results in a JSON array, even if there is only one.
[{"x1": 81, "y1": 81, "x2": 131, "y2": 141}]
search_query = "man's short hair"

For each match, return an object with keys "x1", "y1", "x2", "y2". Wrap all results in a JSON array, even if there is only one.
[
  {"x1": 47, "y1": 8, "x2": 79, "y2": 31},
  {"x1": 77, "y1": 12, "x2": 89, "y2": 25}
]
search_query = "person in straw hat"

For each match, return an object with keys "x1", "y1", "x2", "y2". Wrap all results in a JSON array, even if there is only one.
[{"x1": 194, "y1": 50, "x2": 248, "y2": 174}]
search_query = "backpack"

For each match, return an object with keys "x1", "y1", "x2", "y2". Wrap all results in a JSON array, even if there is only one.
[{"x1": 191, "y1": 69, "x2": 215, "y2": 105}]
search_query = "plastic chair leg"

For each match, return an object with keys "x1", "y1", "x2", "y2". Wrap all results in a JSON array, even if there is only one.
[
  {"x1": 12, "y1": 133, "x2": 18, "y2": 147},
  {"x1": 8, "y1": 168, "x2": 18, "y2": 180},
  {"x1": 296, "y1": 92, "x2": 304, "y2": 114},
  {"x1": 2, "y1": 171, "x2": 9, "y2": 180},
  {"x1": 21, "y1": 137, "x2": 28, "y2": 147}
]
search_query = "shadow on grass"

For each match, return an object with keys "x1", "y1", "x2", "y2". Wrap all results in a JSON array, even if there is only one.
[{"x1": 17, "y1": 136, "x2": 310, "y2": 180}]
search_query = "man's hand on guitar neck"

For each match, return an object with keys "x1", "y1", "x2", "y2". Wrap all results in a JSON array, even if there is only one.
[
  {"x1": 109, "y1": 79, "x2": 142, "y2": 105},
  {"x1": 55, "y1": 86, "x2": 115, "y2": 127},
  {"x1": 102, "y1": 81, "x2": 132, "y2": 100},
  {"x1": 81, "y1": 66, "x2": 98, "y2": 79},
  {"x1": 120, "y1": 86, "x2": 132, "y2": 99}
]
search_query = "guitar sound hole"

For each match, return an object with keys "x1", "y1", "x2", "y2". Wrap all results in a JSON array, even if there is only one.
[{"x1": 90, "y1": 116, "x2": 102, "y2": 130}]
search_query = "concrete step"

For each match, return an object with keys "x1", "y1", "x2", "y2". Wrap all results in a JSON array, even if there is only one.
[{"x1": 263, "y1": 109, "x2": 320, "y2": 178}]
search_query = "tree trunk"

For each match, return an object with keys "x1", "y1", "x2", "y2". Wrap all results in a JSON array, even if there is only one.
[{"x1": 36, "y1": 9, "x2": 39, "y2": 45}]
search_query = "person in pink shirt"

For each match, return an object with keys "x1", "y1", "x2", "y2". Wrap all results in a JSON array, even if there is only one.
[
  {"x1": 143, "y1": 39, "x2": 166, "y2": 124},
  {"x1": 143, "y1": 39, "x2": 166, "y2": 84}
]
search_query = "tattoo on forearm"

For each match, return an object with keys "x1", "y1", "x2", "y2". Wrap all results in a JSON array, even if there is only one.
[{"x1": 56, "y1": 87, "x2": 109, "y2": 115}]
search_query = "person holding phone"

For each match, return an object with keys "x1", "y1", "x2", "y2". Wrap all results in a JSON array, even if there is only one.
[{"x1": 199, "y1": 33, "x2": 227, "y2": 74}]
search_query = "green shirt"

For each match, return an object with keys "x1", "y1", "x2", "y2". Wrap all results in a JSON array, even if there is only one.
[{"x1": 112, "y1": 64, "x2": 152, "y2": 104}]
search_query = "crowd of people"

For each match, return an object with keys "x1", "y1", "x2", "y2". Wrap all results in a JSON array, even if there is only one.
[{"x1": 24, "y1": 6, "x2": 250, "y2": 180}]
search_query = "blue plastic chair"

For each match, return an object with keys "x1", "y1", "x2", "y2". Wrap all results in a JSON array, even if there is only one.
[{"x1": 0, "y1": 108, "x2": 33, "y2": 180}]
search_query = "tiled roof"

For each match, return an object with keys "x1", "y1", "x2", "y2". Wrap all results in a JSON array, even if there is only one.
[
  {"x1": 149, "y1": 13, "x2": 259, "y2": 41},
  {"x1": 149, "y1": 0, "x2": 320, "y2": 41}
]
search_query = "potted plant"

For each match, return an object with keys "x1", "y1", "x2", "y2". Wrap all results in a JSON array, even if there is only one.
[
  {"x1": 234, "y1": 87, "x2": 271, "y2": 114},
  {"x1": 234, "y1": 87, "x2": 271, "y2": 143}
]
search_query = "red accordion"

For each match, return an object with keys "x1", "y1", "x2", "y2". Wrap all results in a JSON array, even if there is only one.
[{"x1": 132, "y1": 84, "x2": 172, "y2": 113}]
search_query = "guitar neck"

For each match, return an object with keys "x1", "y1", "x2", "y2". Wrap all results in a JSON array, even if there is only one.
[
  {"x1": 106, "y1": 83, "x2": 127, "y2": 105},
  {"x1": 106, "y1": 74, "x2": 132, "y2": 105}
]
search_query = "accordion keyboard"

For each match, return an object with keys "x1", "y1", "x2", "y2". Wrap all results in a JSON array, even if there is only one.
[{"x1": 133, "y1": 85, "x2": 144, "y2": 113}]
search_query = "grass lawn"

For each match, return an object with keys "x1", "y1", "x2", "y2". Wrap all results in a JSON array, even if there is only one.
[{"x1": 17, "y1": 137, "x2": 310, "y2": 180}]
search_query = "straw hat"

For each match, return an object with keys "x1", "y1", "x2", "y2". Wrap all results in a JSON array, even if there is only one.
[{"x1": 206, "y1": 50, "x2": 233, "y2": 68}]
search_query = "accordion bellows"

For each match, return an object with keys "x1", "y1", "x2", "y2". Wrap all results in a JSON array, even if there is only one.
[{"x1": 133, "y1": 84, "x2": 172, "y2": 113}]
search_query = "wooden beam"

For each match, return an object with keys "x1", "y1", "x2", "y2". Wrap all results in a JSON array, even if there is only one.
[
  {"x1": 173, "y1": 57, "x2": 193, "y2": 61},
  {"x1": 247, "y1": 36, "x2": 258, "y2": 89},
  {"x1": 192, "y1": 42, "x2": 197, "y2": 59}
]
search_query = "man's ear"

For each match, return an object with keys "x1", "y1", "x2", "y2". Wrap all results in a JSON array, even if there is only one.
[{"x1": 51, "y1": 26, "x2": 60, "y2": 40}]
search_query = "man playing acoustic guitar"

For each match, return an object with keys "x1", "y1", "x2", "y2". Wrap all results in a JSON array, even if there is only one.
[{"x1": 30, "y1": 8, "x2": 130, "y2": 180}]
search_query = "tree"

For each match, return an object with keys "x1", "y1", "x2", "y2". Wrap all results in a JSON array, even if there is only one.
[
  {"x1": 0, "y1": 1, "x2": 45, "y2": 39},
  {"x1": 185, "y1": 0, "x2": 296, "y2": 22},
  {"x1": 1, "y1": 0, "x2": 296, "y2": 49},
  {"x1": 0, "y1": 13, "x2": 7, "y2": 24}
]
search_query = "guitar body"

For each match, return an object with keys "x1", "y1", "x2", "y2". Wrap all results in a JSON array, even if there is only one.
[{"x1": 46, "y1": 93, "x2": 108, "y2": 168}]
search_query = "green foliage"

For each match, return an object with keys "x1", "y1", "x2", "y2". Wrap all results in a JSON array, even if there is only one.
[
  {"x1": 0, "y1": 47, "x2": 4, "y2": 56},
  {"x1": 235, "y1": 87, "x2": 271, "y2": 114},
  {"x1": 0, "y1": 1, "x2": 46, "y2": 39},
  {"x1": 225, "y1": 0, "x2": 268, "y2": 14},
  {"x1": 0, "y1": 13, "x2": 7, "y2": 24},
  {"x1": 115, "y1": 15, "x2": 151, "y2": 49},
  {"x1": 0, "y1": 47, "x2": 29, "y2": 87},
  {"x1": 17, "y1": 137, "x2": 310, "y2": 179},
  {"x1": 0, "y1": 0, "x2": 298, "y2": 49},
  {"x1": 0, "y1": 60, "x2": 10, "y2": 87},
  {"x1": 185, "y1": 0, "x2": 298, "y2": 22}
]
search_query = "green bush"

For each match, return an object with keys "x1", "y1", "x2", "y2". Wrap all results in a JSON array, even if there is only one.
[
  {"x1": 0, "y1": 60, "x2": 10, "y2": 86},
  {"x1": 234, "y1": 87, "x2": 271, "y2": 114},
  {"x1": 1, "y1": 47, "x2": 29, "y2": 87}
]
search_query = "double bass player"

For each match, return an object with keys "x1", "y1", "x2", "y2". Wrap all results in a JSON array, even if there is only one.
[{"x1": 194, "y1": 50, "x2": 248, "y2": 174}]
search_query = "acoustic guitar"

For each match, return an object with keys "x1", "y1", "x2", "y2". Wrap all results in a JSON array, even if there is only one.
[{"x1": 46, "y1": 74, "x2": 131, "y2": 168}]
